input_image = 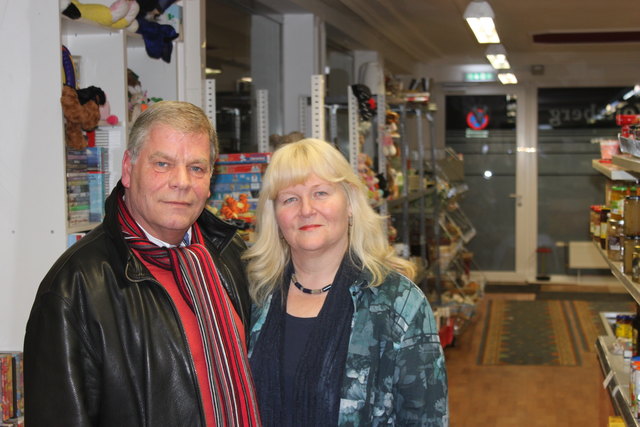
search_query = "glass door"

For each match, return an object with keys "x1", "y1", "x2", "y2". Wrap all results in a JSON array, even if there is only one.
[
  {"x1": 445, "y1": 94, "x2": 518, "y2": 274},
  {"x1": 537, "y1": 87, "x2": 632, "y2": 277}
]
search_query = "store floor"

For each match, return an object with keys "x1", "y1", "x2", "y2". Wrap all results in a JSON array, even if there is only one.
[{"x1": 445, "y1": 286, "x2": 625, "y2": 427}]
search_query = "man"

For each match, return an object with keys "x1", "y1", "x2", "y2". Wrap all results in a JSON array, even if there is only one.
[{"x1": 24, "y1": 101, "x2": 260, "y2": 426}]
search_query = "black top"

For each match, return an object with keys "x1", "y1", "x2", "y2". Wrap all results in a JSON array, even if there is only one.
[{"x1": 282, "y1": 313, "x2": 317, "y2": 426}]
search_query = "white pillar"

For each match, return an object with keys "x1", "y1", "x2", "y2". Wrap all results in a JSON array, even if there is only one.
[{"x1": 282, "y1": 14, "x2": 325, "y2": 134}]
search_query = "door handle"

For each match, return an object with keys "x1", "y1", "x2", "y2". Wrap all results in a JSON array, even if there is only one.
[{"x1": 509, "y1": 193, "x2": 523, "y2": 207}]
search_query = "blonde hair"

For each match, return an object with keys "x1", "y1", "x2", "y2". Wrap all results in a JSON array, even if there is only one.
[{"x1": 243, "y1": 138, "x2": 415, "y2": 305}]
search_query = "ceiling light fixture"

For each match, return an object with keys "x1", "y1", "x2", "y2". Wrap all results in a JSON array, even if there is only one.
[
  {"x1": 463, "y1": 0, "x2": 500, "y2": 44},
  {"x1": 497, "y1": 71, "x2": 518, "y2": 85},
  {"x1": 485, "y1": 44, "x2": 510, "y2": 69}
]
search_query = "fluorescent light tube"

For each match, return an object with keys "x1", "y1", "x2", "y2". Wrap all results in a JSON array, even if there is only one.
[
  {"x1": 497, "y1": 72, "x2": 518, "y2": 84},
  {"x1": 485, "y1": 44, "x2": 510, "y2": 69},
  {"x1": 464, "y1": 1, "x2": 500, "y2": 43}
]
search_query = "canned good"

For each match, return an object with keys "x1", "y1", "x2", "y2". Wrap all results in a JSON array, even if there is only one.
[
  {"x1": 591, "y1": 205, "x2": 603, "y2": 242},
  {"x1": 624, "y1": 236, "x2": 640, "y2": 274},
  {"x1": 600, "y1": 207, "x2": 611, "y2": 250},
  {"x1": 625, "y1": 195, "x2": 640, "y2": 236},
  {"x1": 608, "y1": 219, "x2": 624, "y2": 261},
  {"x1": 611, "y1": 185, "x2": 628, "y2": 220},
  {"x1": 633, "y1": 245, "x2": 640, "y2": 283}
]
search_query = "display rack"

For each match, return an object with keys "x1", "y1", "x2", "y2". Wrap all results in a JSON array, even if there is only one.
[
  {"x1": 298, "y1": 79, "x2": 477, "y2": 344},
  {"x1": 593, "y1": 156, "x2": 640, "y2": 422},
  {"x1": 597, "y1": 336, "x2": 640, "y2": 426},
  {"x1": 613, "y1": 154, "x2": 640, "y2": 174},
  {"x1": 592, "y1": 159, "x2": 637, "y2": 181}
]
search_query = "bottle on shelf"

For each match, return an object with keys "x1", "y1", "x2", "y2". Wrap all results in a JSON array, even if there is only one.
[{"x1": 600, "y1": 207, "x2": 611, "y2": 250}]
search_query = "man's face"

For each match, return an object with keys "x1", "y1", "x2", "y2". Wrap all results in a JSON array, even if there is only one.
[{"x1": 121, "y1": 123, "x2": 212, "y2": 245}]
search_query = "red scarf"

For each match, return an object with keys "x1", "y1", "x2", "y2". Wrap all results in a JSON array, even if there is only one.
[{"x1": 117, "y1": 194, "x2": 261, "y2": 426}]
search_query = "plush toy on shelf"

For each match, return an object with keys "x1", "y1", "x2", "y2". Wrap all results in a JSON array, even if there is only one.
[
  {"x1": 127, "y1": 69, "x2": 161, "y2": 123},
  {"x1": 61, "y1": 0, "x2": 140, "y2": 32},
  {"x1": 61, "y1": 85, "x2": 102, "y2": 150},
  {"x1": 357, "y1": 153, "x2": 383, "y2": 205}
]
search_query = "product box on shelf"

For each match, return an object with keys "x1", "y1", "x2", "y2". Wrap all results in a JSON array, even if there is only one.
[
  {"x1": 215, "y1": 163, "x2": 268, "y2": 174},
  {"x1": 209, "y1": 153, "x2": 271, "y2": 243},
  {"x1": 216, "y1": 152, "x2": 271, "y2": 164},
  {"x1": 0, "y1": 353, "x2": 23, "y2": 420},
  {"x1": 86, "y1": 146, "x2": 108, "y2": 172},
  {"x1": 214, "y1": 173, "x2": 262, "y2": 184},
  {"x1": 67, "y1": 232, "x2": 86, "y2": 247},
  {"x1": 211, "y1": 182, "x2": 261, "y2": 193},
  {"x1": 0, "y1": 352, "x2": 21, "y2": 422},
  {"x1": 87, "y1": 172, "x2": 106, "y2": 222}
]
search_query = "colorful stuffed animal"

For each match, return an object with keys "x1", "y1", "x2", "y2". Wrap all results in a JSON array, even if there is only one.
[
  {"x1": 61, "y1": 85, "x2": 102, "y2": 150},
  {"x1": 61, "y1": 0, "x2": 140, "y2": 32}
]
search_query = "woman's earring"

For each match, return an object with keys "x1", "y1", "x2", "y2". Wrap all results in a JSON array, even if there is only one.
[{"x1": 348, "y1": 215, "x2": 353, "y2": 228}]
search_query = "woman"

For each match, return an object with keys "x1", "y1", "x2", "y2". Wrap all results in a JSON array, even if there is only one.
[{"x1": 245, "y1": 138, "x2": 448, "y2": 426}]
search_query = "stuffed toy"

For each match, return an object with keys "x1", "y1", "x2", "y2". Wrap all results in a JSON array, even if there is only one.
[
  {"x1": 61, "y1": 0, "x2": 140, "y2": 32},
  {"x1": 218, "y1": 194, "x2": 254, "y2": 224},
  {"x1": 135, "y1": 15, "x2": 179, "y2": 63},
  {"x1": 357, "y1": 153, "x2": 383, "y2": 205},
  {"x1": 61, "y1": 85, "x2": 102, "y2": 150},
  {"x1": 99, "y1": 98, "x2": 119, "y2": 126},
  {"x1": 351, "y1": 84, "x2": 377, "y2": 121}
]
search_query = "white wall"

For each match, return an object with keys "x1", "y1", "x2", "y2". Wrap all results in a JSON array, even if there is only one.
[{"x1": 0, "y1": 0, "x2": 67, "y2": 350}]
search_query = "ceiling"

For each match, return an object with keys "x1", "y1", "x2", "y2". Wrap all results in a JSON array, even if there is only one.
[{"x1": 206, "y1": 0, "x2": 640, "y2": 83}]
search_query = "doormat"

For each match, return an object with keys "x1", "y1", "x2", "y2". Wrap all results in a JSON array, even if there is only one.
[
  {"x1": 477, "y1": 299, "x2": 580, "y2": 366},
  {"x1": 569, "y1": 299, "x2": 636, "y2": 352}
]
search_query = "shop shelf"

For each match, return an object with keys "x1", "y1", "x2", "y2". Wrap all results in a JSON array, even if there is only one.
[
  {"x1": 613, "y1": 154, "x2": 640, "y2": 175},
  {"x1": 595, "y1": 242, "x2": 640, "y2": 306},
  {"x1": 596, "y1": 336, "x2": 640, "y2": 426},
  {"x1": 592, "y1": 159, "x2": 637, "y2": 181}
]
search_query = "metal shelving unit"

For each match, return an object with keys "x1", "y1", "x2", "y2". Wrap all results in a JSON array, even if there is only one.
[
  {"x1": 597, "y1": 336, "x2": 640, "y2": 427},
  {"x1": 593, "y1": 158, "x2": 640, "y2": 423}
]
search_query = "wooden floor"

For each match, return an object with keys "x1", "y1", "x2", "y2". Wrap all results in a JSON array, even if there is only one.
[{"x1": 445, "y1": 292, "x2": 616, "y2": 427}]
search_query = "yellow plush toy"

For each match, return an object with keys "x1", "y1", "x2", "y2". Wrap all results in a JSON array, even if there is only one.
[{"x1": 61, "y1": 0, "x2": 140, "y2": 32}]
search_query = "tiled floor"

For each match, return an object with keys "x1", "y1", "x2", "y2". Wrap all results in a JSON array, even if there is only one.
[{"x1": 445, "y1": 291, "x2": 618, "y2": 427}]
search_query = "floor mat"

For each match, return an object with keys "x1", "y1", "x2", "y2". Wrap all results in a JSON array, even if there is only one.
[{"x1": 477, "y1": 299, "x2": 580, "y2": 366}]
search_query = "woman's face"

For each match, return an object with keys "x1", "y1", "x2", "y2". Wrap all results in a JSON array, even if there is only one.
[{"x1": 275, "y1": 174, "x2": 351, "y2": 261}]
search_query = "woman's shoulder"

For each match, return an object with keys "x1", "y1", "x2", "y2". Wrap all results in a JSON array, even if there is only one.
[
  {"x1": 367, "y1": 270, "x2": 431, "y2": 316},
  {"x1": 377, "y1": 270, "x2": 424, "y2": 299}
]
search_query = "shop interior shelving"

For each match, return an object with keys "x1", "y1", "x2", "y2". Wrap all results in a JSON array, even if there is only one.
[
  {"x1": 593, "y1": 157, "x2": 640, "y2": 423},
  {"x1": 592, "y1": 158, "x2": 638, "y2": 181},
  {"x1": 304, "y1": 77, "x2": 480, "y2": 346},
  {"x1": 596, "y1": 335, "x2": 640, "y2": 427},
  {"x1": 613, "y1": 153, "x2": 640, "y2": 174}
]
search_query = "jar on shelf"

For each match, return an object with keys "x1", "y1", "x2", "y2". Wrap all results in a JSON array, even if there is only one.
[
  {"x1": 600, "y1": 207, "x2": 611, "y2": 250},
  {"x1": 624, "y1": 236, "x2": 640, "y2": 274},
  {"x1": 633, "y1": 245, "x2": 640, "y2": 282},
  {"x1": 591, "y1": 205, "x2": 602, "y2": 242},
  {"x1": 610, "y1": 185, "x2": 628, "y2": 220},
  {"x1": 625, "y1": 195, "x2": 640, "y2": 236},
  {"x1": 607, "y1": 218, "x2": 624, "y2": 261}
]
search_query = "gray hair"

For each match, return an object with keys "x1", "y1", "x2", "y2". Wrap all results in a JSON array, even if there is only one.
[{"x1": 127, "y1": 101, "x2": 218, "y2": 167}]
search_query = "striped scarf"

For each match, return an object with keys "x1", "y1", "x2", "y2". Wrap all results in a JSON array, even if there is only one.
[{"x1": 117, "y1": 194, "x2": 261, "y2": 426}]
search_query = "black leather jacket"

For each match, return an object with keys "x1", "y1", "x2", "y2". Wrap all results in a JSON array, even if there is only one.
[{"x1": 24, "y1": 182, "x2": 252, "y2": 426}]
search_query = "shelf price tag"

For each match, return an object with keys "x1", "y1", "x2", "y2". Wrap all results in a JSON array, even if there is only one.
[{"x1": 603, "y1": 369, "x2": 615, "y2": 389}]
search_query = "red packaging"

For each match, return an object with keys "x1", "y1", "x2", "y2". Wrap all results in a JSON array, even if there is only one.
[{"x1": 616, "y1": 114, "x2": 640, "y2": 126}]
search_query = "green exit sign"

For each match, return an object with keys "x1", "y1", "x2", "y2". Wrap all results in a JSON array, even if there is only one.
[{"x1": 464, "y1": 72, "x2": 496, "y2": 82}]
